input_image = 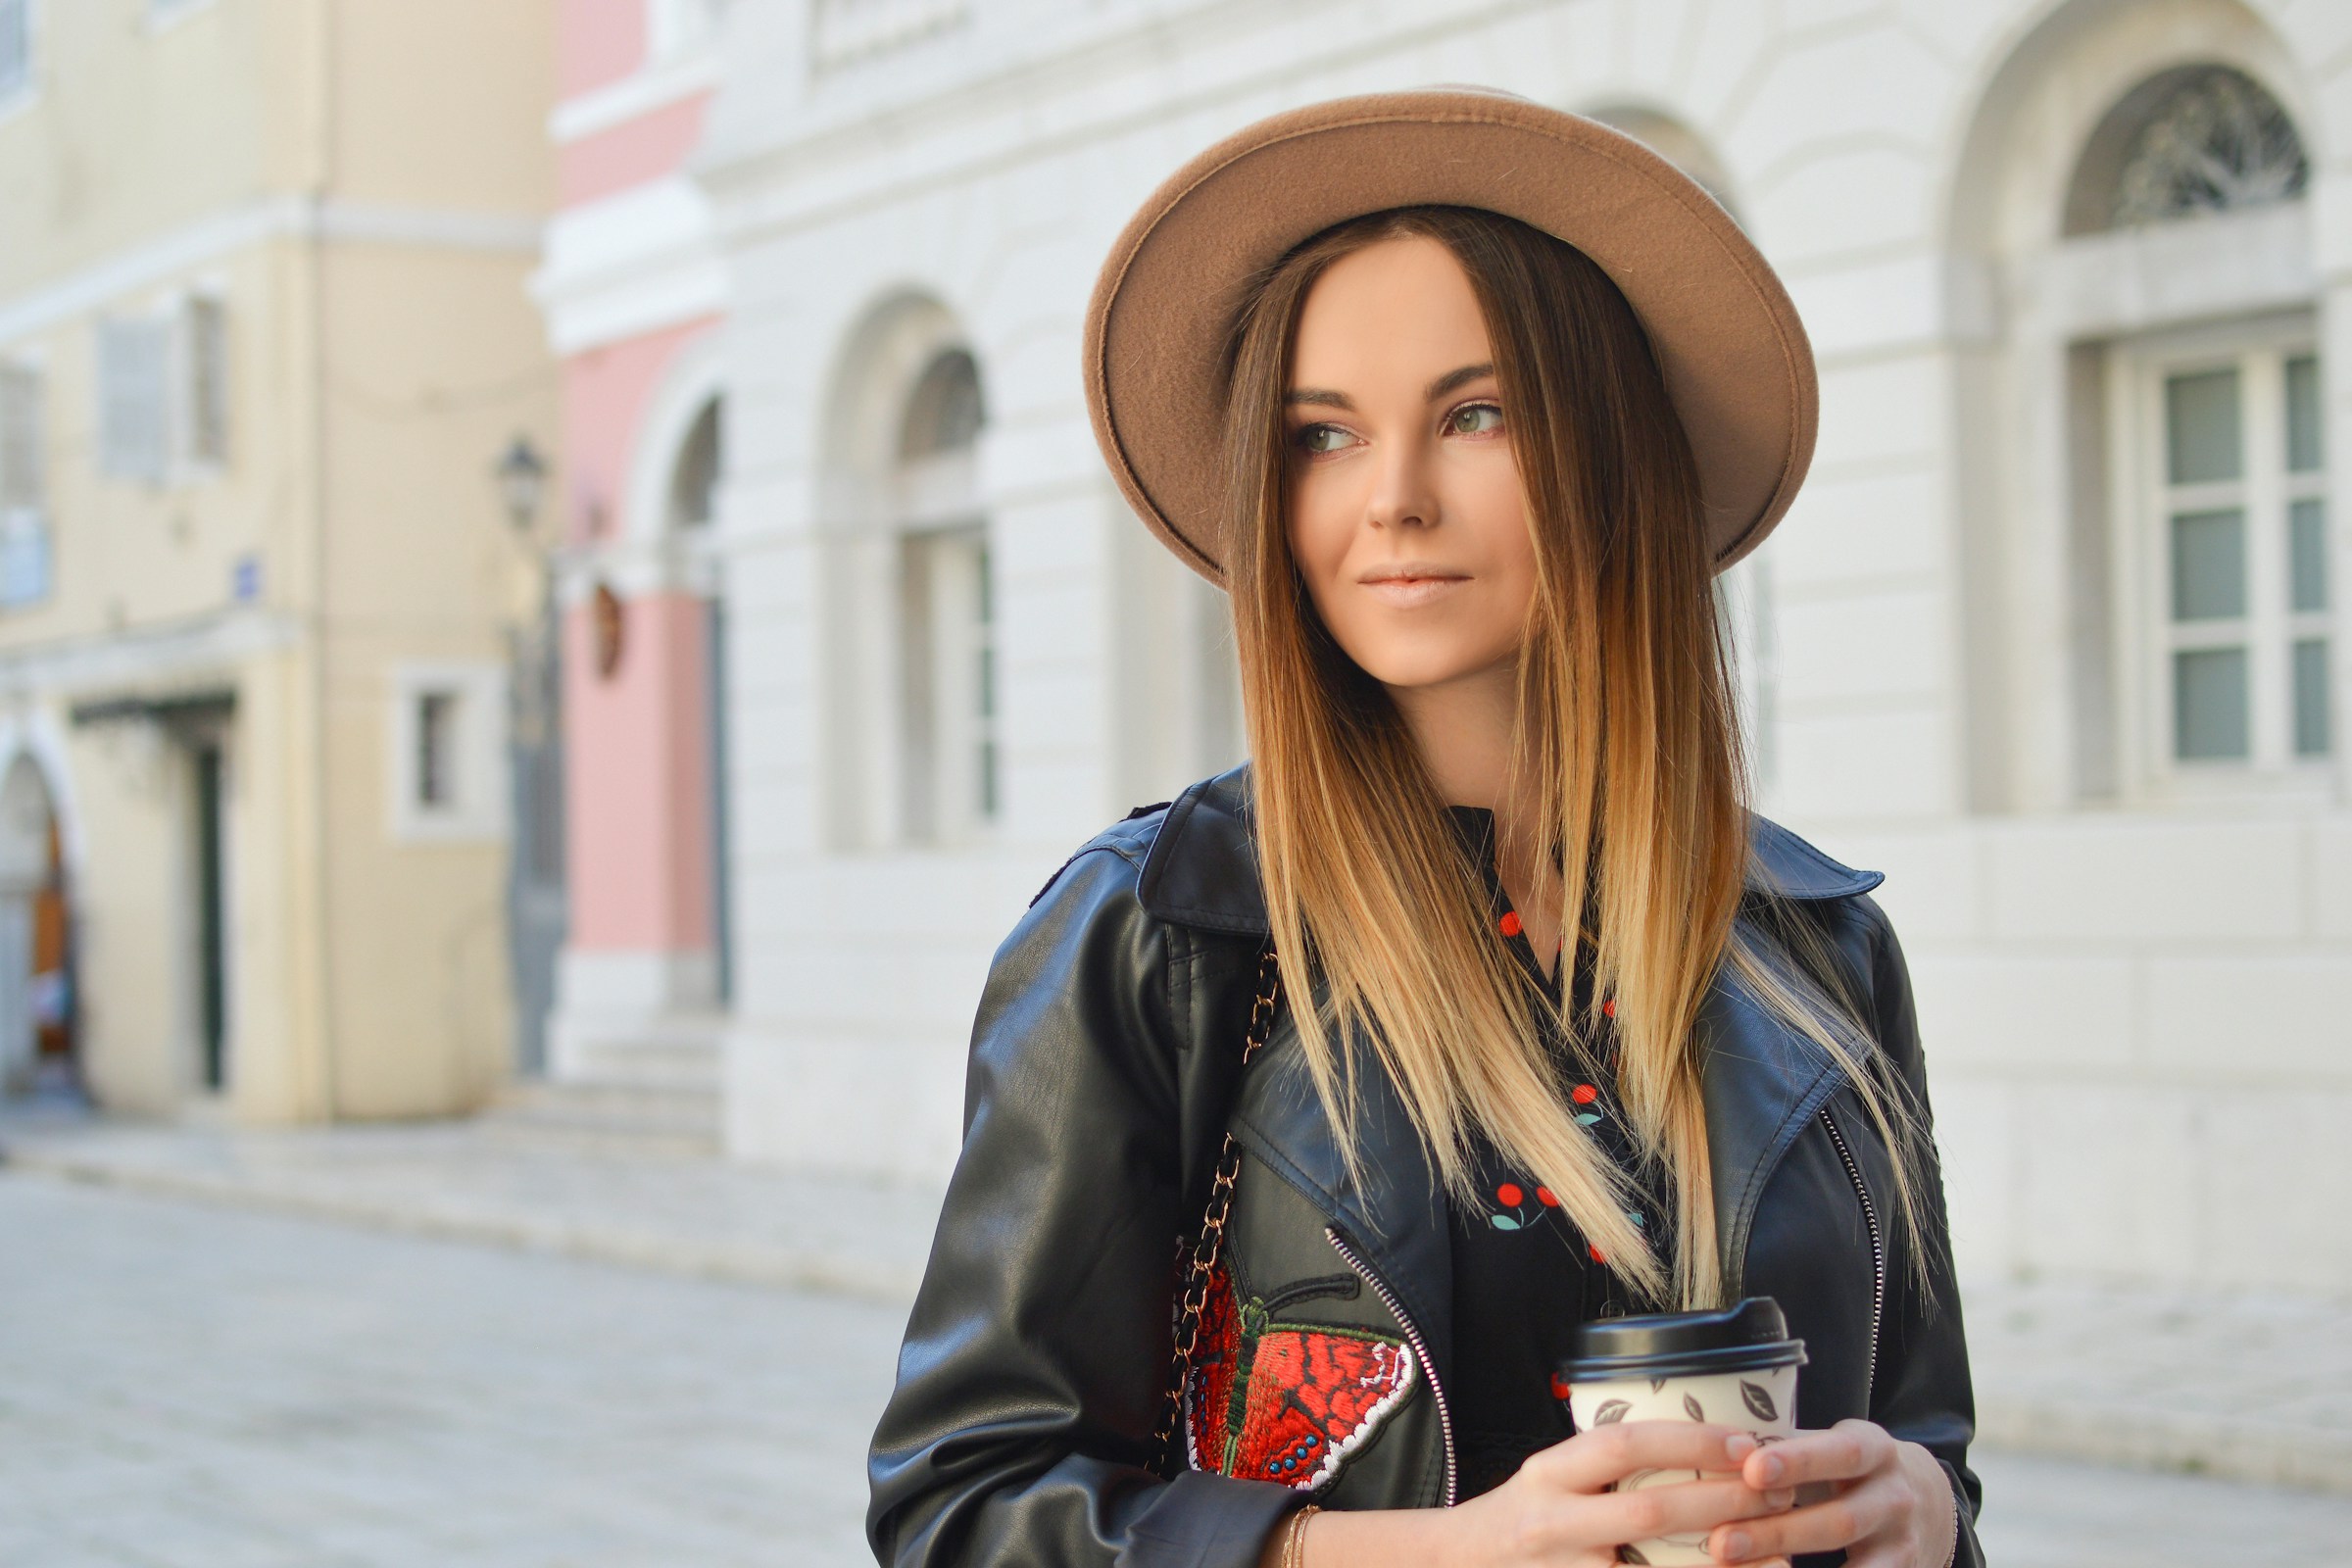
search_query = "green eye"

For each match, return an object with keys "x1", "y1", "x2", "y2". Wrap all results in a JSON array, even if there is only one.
[
  {"x1": 1448, "y1": 403, "x2": 1503, "y2": 435},
  {"x1": 1295, "y1": 424, "x2": 1353, "y2": 455}
]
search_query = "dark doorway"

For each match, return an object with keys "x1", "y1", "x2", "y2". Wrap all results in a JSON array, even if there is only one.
[
  {"x1": 193, "y1": 744, "x2": 227, "y2": 1091},
  {"x1": 507, "y1": 588, "x2": 566, "y2": 1075}
]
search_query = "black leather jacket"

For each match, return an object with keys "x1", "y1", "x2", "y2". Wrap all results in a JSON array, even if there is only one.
[{"x1": 869, "y1": 765, "x2": 1983, "y2": 1568}]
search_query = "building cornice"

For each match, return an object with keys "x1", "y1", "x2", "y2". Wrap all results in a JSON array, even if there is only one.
[
  {"x1": 0, "y1": 607, "x2": 302, "y2": 700},
  {"x1": 0, "y1": 197, "x2": 543, "y2": 348},
  {"x1": 551, "y1": 51, "x2": 721, "y2": 145},
  {"x1": 529, "y1": 176, "x2": 723, "y2": 355},
  {"x1": 694, "y1": 0, "x2": 1536, "y2": 245}
]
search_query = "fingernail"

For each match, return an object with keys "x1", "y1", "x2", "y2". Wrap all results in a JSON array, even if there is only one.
[
  {"x1": 1720, "y1": 1530, "x2": 1751, "y2": 1558},
  {"x1": 1724, "y1": 1433, "x2": 1758, "y2": 1461},
  {"x1": 1766, "y1": 1489, "x2": 1794, "y2": 1508},
  {"x1": 1754, "y1": 1453, "x2": 1785, "y2": 1484}
]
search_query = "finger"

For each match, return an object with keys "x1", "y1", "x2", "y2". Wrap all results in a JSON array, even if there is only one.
[
  {"x1": 1740, "y1": 1420, "x2": 1886, "y2": 1490},
  {"x1": 1709, "y1": 1482, "x2": 1894, "y2": 1561},
  {"x1": 1534, "y1": 1423, "x2": 1765, "y2": 1493},
  {"x1": 1586, "y1": 1477, "x2": 1794, "y2": 1545}
]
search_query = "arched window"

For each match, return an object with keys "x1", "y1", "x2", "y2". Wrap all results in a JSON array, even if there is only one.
[
  {"x1": 893, "y1": 348, "x2": 995, "y2": 842},
  {"x1": 1948, "y1": 26, "x2": 2328, "y2": 811},
  {"x1": 668, "y1": 398, "x2": 723, "y2": 533},
  {"x1": 2069, "y1": 69, "x2": 2326, "y2": 784},
  {"x1": 2065, "y1": 65, "x2": 2309, "y2": 235}
]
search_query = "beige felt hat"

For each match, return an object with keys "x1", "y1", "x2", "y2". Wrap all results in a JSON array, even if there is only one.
[{"x1": 1082, "y1": 90, "x2": 1817, "y2": 586}]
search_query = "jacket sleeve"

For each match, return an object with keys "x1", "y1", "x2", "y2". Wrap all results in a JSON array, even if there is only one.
[
  {"x1": 1858, "y1": 904, "x2": 1985, "y2": 1568},
  {"x1": 867, "y1": 843, "x2": 1305, "y2": 1568}
]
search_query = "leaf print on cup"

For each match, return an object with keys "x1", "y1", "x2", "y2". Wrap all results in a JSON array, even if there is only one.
[
  {"x1": 1649, "y1": 1377, "x2": 1668, "y2": 1394},
  {"x1": 1740, "y1": 1380, "x2": 1779, "y2": 1423},
  {"x1": 1620, "y1": 1546, "x2": 1650, "y2": 1565},
  {"x1": 1681, "y1": 1392, "x2": 1706, "y2": 1422},
  {"x1": 1592, "y1": 1398, "x2": 1633, "y2": 1426}
]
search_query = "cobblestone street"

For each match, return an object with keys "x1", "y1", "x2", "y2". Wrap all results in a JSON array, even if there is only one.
[{"x1": 3, "y1": 1172, "x2": 2348, "y2": 1567}]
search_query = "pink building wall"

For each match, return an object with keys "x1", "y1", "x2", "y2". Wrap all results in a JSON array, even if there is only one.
[
  {"x1": 560, "y1": 95, "x2": 711, "y2": 206},
  {"x1": 549, "y1": 4, "x2": 728, "y2": 992},
  {"x1": 557, "y1": 0, "x2": 644, "y2": 97},
  {"x1": 559, "y1": 288, "x2": 722, "y2": 955},
  {"x1": 563, "y1": 590, "x2": 717, "y2": 953},
  {"x1": 559, "y1": 319, "x2": 716, "y2": 549}
]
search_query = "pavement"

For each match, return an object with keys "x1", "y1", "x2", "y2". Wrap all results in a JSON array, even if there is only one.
[
  {"x1": 2, "y1": 1173, "x2": 2348, "y2": 1568},
  {"x1": 4, "y1": 1104, "x2": 2351, "y2": 1564}
]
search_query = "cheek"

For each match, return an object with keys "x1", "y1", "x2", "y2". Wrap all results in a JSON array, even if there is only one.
[{"x1": 1285, "y1": 473, "x2": 1355, "y2": 610}]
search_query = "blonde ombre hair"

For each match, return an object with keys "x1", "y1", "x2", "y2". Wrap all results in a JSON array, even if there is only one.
[{"x1": 1225, "y1": 207, "x2": 1927, "y2": 1309}]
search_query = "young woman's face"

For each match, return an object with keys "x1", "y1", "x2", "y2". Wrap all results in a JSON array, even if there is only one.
[{"x1": 1283, "y1": 234, "x2": 1536, "y2": 697}]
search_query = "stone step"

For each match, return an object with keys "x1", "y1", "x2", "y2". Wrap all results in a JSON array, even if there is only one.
[
  {"x1": 482, "y1": 1079, "x2": 722, "y2": 1157},
  {"x1": 548, "y1": 1016, "x2": 725, "y2": 1094}
]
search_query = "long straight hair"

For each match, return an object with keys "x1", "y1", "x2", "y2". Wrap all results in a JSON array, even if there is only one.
[{"x1": 1224, "y1": 207, "x2": 1927, "y2": 1309}]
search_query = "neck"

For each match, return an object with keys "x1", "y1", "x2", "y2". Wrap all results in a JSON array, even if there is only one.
[
  {"x1": 1388, "y1": 661, "x2": 1554, "y2": 916},
  {"x1": 1387, "y1": 659, "x2": 1520, "y2": 812}
]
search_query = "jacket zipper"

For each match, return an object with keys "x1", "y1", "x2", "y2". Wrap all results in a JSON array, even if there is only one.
[
  {"x1": 1326, "y1": 1226, "x2": 1456, "y2": 1506},
  {"x1": 1818, "y1": 1103, "x2": 1884, "y2": 1399}
]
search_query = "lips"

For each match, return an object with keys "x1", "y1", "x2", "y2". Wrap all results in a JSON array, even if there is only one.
[{"x1": 1358, "y1": 566, "x2": 1469, "y2": 608}]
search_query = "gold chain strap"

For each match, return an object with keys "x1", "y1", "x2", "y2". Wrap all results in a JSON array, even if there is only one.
[{"x1": 1154, "y1": 948, "x2": 1283, "y2": 1475}]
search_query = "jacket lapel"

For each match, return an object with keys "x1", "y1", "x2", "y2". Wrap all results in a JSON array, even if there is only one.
[
  {"x1": 1693, "y1": 933, "x2": 1849, "y2": 1295},
  {"x1": 1228, "y1": 1013, "x2": 1458, "y2": 1390},
  {"x1": 1140, "y1": 763, "x2": 1885, "y2": 1319}
]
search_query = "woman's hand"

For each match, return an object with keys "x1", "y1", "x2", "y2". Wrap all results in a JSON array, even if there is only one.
[
  {"x1": 1708, "y1": 1421, "x2": 1957, "y2": 1567},
  {"x1": 1453, "y1": 1422, "x2": 1795, "y2": 1566}
]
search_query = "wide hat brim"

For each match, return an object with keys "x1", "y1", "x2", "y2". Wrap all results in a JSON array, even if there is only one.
[{"x1": 1082, "y1": 90, "x2": 1817, "y2": 586}]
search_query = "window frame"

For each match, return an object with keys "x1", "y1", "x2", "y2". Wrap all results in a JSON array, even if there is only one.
[
  {"x1": 2108, "y1": 312, "x2": 2329, "y2": 803},
  {"x1": 0, "y1": 356, "x2": 51, "y2": 612},
  {"x1": 386, "y1": 663, "x2": 509, "y2": 843},
  {"x1": 0, "y1": 0, "x2": 34, "y2": 118}
]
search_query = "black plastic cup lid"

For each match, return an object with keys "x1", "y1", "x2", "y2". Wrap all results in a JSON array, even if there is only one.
[{"x1": 1556, "y1": 1296, "x2": 1808, "y2": 1385}]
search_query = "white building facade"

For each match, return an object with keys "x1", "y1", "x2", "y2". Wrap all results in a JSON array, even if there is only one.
[{"x1": 691, "y1": 0, "x2": 2352, "y2": 1295}]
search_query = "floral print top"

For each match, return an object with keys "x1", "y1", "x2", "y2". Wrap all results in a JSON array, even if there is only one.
[{"x1": 1440, "y1": 807, "x2": 1674, "y2": 1500}]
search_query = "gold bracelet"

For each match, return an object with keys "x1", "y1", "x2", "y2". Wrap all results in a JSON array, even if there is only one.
[{"x1": 1281, "y1": 1504, "x2": 1321, "y2": 1568}]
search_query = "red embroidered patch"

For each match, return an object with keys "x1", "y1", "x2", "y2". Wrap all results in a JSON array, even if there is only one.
[
  {"x1": 1232, "y1": 1330, "x2": 1416, "y2": 1486},
  {"x1": 1184, "y1": 1263, "x2": 1242, "y2": 1473},
  {"x1": 1184, "y1": 1266, "x2": 1416, "y2": 1490}
]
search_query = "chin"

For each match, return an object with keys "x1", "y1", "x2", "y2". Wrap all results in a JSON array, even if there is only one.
[{"x1": 1351, "y1": 650, "x2": 1507, "y2": 693}]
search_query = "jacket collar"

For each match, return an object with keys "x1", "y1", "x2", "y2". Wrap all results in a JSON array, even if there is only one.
[
  {"x1": 1168, "y1": 760, "x2": 1876, "y2": 1359},
  {"x1": 1138, "y1": 762, "x2": 1884, "y2": 937}
]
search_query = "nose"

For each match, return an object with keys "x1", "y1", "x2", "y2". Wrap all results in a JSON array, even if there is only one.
[{"x1": 1365, "y1": 432, "x2": 1439, "y2": 533}]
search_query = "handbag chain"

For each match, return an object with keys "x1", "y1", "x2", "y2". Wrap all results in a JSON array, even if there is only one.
[{"x1": 1154, "y1": 947, "x2": 1283, "y2": 1475}]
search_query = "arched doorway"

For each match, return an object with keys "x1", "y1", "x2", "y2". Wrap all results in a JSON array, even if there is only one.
[
  {"x1": 0, "y1": 754, "x2": 74, "y2": 1098},
  {"x1": 670, "y1": 394, "x2": 732, "y2": 1004}
]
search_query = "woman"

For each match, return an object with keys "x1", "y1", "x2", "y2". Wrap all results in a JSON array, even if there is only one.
[{"x1": 868, "y1": 92, "x2": 1981, "y2": 1568}]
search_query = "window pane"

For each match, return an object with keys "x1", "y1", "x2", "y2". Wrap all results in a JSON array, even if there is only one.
[
  {"x1": 2166, "y1": 368, "x2": 2241, "y2": 484},
  {"x1": 2291, "y1": 498, "x2": 2328, "y2": 613},
  {"x1": 0, "y1": 0, "x2": 27, "y2": 98},
  {"x1": 2171, "y1": 508, "x2": 2245, "y2": 619},
  {"x1": 417, "y1": 692, "x2": 457, "y2": 808},
  {"x1": 2174, "y1": 647, "x2": 2249, "y2": 760},
  {"x1": 2286, "y1": 355, "x2": 2323, "y2": 474},
  {"x1": 2294, "y1": 639, "x2": 2331, "y2": 757}
]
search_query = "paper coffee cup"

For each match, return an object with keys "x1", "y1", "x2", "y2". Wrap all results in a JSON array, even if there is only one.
[{"x1": 1556, "y1": 1297, "x2": 1806, "y2": 1567}]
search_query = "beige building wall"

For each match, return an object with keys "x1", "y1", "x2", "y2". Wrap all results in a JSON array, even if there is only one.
[{"x1": 0, "y1": 0, "x2": 557, "y2": 1122}]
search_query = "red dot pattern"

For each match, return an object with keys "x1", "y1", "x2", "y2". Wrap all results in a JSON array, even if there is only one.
[
  {"x1": 1495, "y1": 1182, "x2": 1523, "y2": 1207},
  {"x1": 1497, "y1": 910, "x2": 1523, "y2": 938},
  {"x1": 1570, "y1": 1083, "x2": 1598, "y2": 1105}
]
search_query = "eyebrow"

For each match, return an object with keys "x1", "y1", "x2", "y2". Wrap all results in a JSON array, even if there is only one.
[{"x1": 1282, "y1": 362, "x2": 1496, "y2": 412}]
